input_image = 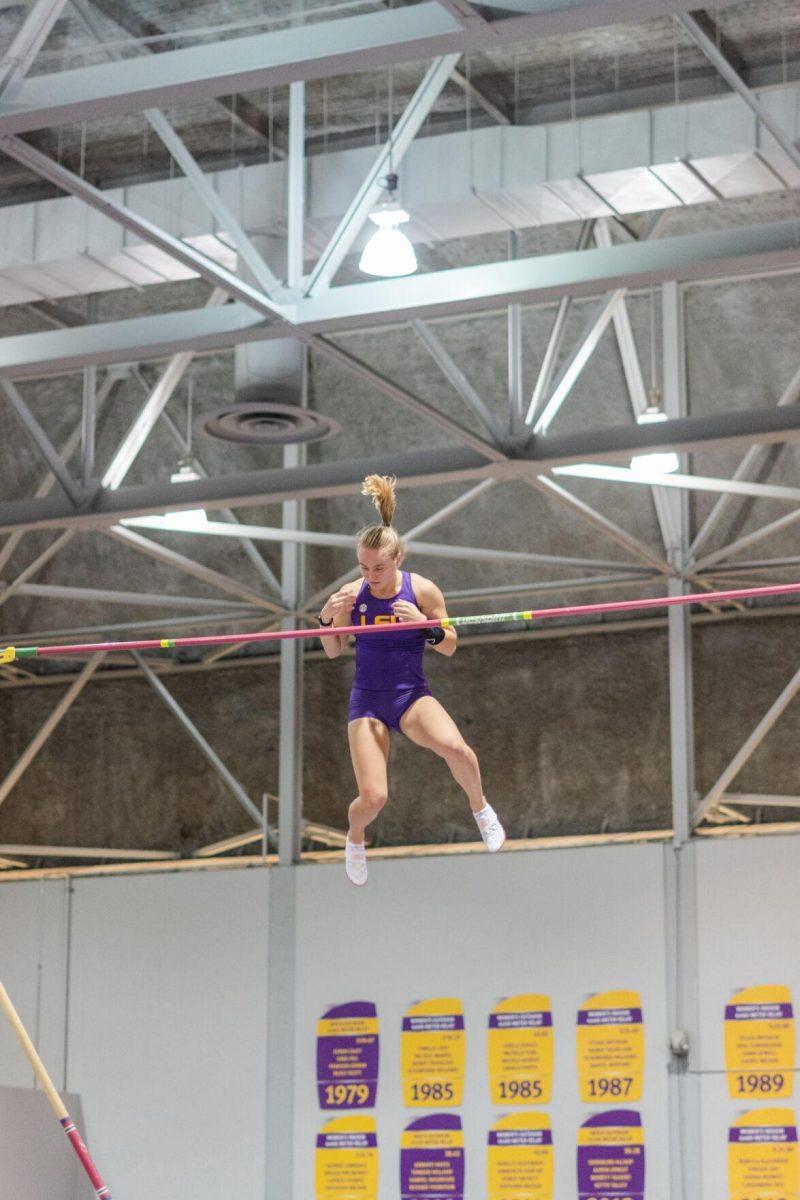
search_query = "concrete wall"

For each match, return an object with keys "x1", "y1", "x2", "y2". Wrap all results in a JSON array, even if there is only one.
[
  {"x1": 0, "y1": 834, "x2": 798, "y2": 1198},
  {"x1": 2, "y1": 615, "x2": 800, "y2": 851}
]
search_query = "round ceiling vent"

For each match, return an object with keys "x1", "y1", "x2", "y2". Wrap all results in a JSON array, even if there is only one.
[{"x1": 197, "y1": 402, "x2": 340, "y2": 446}]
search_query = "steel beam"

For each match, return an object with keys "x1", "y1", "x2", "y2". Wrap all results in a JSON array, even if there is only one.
[
  {"x1": 0, "y1": 0, "x2": 67, "y2": 98},
  {"x1": 13, "y1": 582, "x2": 257, "y2": 610},
  {"x1": 693, "y1": 665, "x2": 800, "y2": 826},
  {"x1": 719, "y1": 794, "x2": 800, "y2": 809},
  {"x1": 594, "y1": 218, "x2": 676, "y2": 552},
  {"x1": 121, "y1": 513, "x2": 645, "y2": 574},
  {"x1": 298, "y1": 211, "x2": 800, "y2": 337},
  {"x1": 677, "y1": 12, "x2": 800, "y2": 173},
  {"x1": 144, "y1": 109, "x2": 283, "y2": 296},
  {"x1": 0, "y1": 530, "x2": 75, "y2": 609},
  {"x1": 108, "y1": 526, "x2": 286, "y2": 613},
  {"x1": 507, "y1": 298, "x2": 524, "y2": 436},
  {"x1": 0, "y1": 368, "x2": 124, "y2": 577},
  {"x1": 0, "y1": 137, "x2": 291, "y2": 322},
  {"x1": 0, "y1": 844, "x2": 174, "y2": 860},
  {"x1": 132, "y1": 650, "x2": 263, "y2": 826},
  {"x1": 0, "y1": 609, "x2": 266, "y2": 647},
  {"x1": 529, "y1": 290, "x2": 622, "y2": 433},
  {"x1": 310, "y1": 336, "x2": 505, "y2": 460},
  {"x1": 6, "y1": 398, "x2": 800, "y2": 536},
  {"x1": 662, "y1": 280, "x2": 695, "y2": 844},
  {"x1": 526, "y1": 475, "x2": 673, "y2": 574},
  {"x1": 0, "y1": 377, "x2": 83, "y2": 506},
  {"x1": 0, "y1": 302, "x2": 270, "y2": 380},
  {"x1": 0, "y1": 0, "x2": 749, "y2": 137},
  {"x1": 449, "y1": 65, "x2": 510, "y2": 124},
  {"x1": 3, "y1": 221, "x2": 800, "y2": 378},
  {"x1": 0, "y1": 651, "x2": 104, "y2": 810},
  {"x1": 279, "y1": 445, "x2": 305, "y2": 865},
  {"x1": 410, "y1": 320, "x2": 508, "y2": 444},
  {"x1": 159, "y1": 408, "x2": 282, "y2": 595},
  {"x1": 695, "y1": 509, "x2": 800, "y2": 571},
  {"x1": 101, "y1": 290, "x2": 228, "y2": 491},
  {"x1": 81, "y1": 363, "x2": 96, "y2": 489},
  {"x1": 305, "y1": 55, "x2": 460, "y2": 295},
  {"x1": 287, "y1": 82, "x2": 306, "y2": 291},
  {"x1": 691, "y1": 362, "x2": 800, "y2": 557},
  {"x1": 68, "y1": 0, "x2": 284, "y2": 297},
  {"x1": 553, "y1": 463, "x2": 800, "y2": 504},
  {"x1": 527, "y1": 221, "x2": 595, "y2": 425}
]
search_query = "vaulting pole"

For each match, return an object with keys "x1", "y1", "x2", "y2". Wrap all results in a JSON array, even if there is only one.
[
  {"x1": 0, "y1": 977, "x2": 112, "y2": 1198},
  {"x1": 2, "y1": 581, "x2": 799, "y2": 664}
]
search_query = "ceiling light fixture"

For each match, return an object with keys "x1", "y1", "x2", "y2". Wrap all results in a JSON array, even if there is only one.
[
  {"x1": 122, "y1": 383, "x2": 209, "y2": 532},
  {"x1": 359, "y1": 172, "x2": 418, "y2": 278},
  {"x1": 629, "y1": 391, "x2": 679, "y2": 478}
]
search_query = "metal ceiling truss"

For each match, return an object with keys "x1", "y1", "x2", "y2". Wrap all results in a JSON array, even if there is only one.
[
  {"x1": 0, "y1": 1, "x2": 796, "y2": 862},
  {"x1": 0, "y1": 0, "x2": 751, "y2": 138},
  {"x1": 6, "y1": 399, "x2": 800, "y2": 537},
  {"x1": 3, "y1": 219, "x2": 800, "y2": 380}
]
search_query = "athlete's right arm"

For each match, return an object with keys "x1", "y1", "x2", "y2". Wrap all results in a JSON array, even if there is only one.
[{"x1": 319, "y1": 586, "x2": 356, "y2": 659}]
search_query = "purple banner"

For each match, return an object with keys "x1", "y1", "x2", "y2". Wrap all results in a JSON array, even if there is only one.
[
  {"x1": 488, "y1": 1011, "x2": 553, "y2": 1029},
  {"x1": 729, "y1": 1126, "x2": 798, "y2": 1143},
  {"x1": 401, "y1": 1115, "x2": 464, "y2": 1200},
  {"x1": 402, "y1": 1015, "x2": 465, "y2": 1033},
  {"x1": 725, "y1": 1003, "x2": 794, "y2": 1021},
  {"x1": 488, "y1": 1129, "x2": 553, "y2": 1147},
  {"x1": 577, "y1": 1111, "x2": 645, "y2": 1200},
  {"x1": 317, "y1": 1001, "x2": 379, "y2": 1109},
  {"x1": 577, "y1": 1008, "x2": 643, "y2": 1026}
]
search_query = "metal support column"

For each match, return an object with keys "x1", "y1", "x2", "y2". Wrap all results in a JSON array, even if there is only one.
[
  {"x1": 278, "y1": 84, "x2": 307, "y2": 867},
  {"x1": 265, "y1": 866, "x2": 297, "y2": 1200},
  {"x1": 662, "y1": 278, "x2": 701, "y2": 1200},
  {"x1": 278, "y1": 404, "x2": 306, "y2": 865}
]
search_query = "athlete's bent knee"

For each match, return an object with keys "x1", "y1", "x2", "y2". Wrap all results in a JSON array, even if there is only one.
[
  {"x1": 442, "y1": 739, "x2": 474, "y2": 765},
  {"x1": 359, "y1": 788, "x2": 389, "y2": 815}
]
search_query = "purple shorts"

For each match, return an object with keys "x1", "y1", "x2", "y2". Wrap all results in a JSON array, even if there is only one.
[{"x1": 348, "y1": 685, "x2": 432, "y2": 733}]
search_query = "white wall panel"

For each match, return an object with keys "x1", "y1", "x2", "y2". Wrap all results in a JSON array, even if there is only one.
[
  {"x1": 696, "y1": 834, "x2": 800, "y2": 1199},
  {"x1": 67, "y1": 868, "x2": 269, "y2": 1200},
  {"x1": 0, "y1": 878, "x2": 69, "y2": 1091},
  {"x1": 294, "y1": 845, "x2": 672, "y2": 1200}
]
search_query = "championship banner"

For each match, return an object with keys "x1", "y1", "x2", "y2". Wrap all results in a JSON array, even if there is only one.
[
  {"x1": 725, "y1": 986, "x2": 794, "y2": 1100},
  {"x1": 488, "y1": 1111, "x2": 554, "y2": 1200},
  {"x1": 317, "y1": 1001, "x2": 379, "y2": 1109},
  {"x1": 488, "y1": 994, "x2": 553, "y2": 1106},
  {"x1": 315, "y1": 1115, "x2": 378, "y2": 1200},
  {"x1": 728, "y1": 1108, "x2": 799, "y2": 1200},
  {"x1": 401, "y1": 998, "x2": 465, "y2": 1107},
  {"x1": 577, "y1": 1110, "x2": 645, "y2": 1200},
  {"x1": 400, "y1": 1113, "x2": 464, "y2": 1200},
  {"x1": 576, "y1": 990, "x2": 644, "y2": 1103}
]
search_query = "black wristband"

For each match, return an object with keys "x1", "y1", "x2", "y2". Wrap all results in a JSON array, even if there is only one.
[
  {"x1": 425, "y1": 626, "x2": 446, "y2": 645},
  {"x1": 318, "y1": 613, "x2": 334, "y2": 627}
]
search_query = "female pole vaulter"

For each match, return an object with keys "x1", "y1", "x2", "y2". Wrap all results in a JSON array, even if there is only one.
[{"x1": 318, "y1": 475, "x2": 506, "y2": 885}]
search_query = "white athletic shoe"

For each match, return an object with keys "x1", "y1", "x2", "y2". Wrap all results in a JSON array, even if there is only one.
[
  {"x1": 345, "y1": 836, "x2": 368, "y2": 886},
  {"x1": 474, "y1": 802, "x2": 506, "y2": 852}
]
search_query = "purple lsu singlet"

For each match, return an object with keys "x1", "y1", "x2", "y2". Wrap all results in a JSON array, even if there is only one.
[{"x1": 350, "y1": 571, "x2": 429, "y2": 692}]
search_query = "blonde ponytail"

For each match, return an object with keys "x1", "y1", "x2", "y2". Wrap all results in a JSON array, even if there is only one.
[
  {"x1": 361, "y1": 474, "x2": 397, "y2": 526},
  {"x1": 358, "y1": 474, "x2": 403, "y2": 558}
]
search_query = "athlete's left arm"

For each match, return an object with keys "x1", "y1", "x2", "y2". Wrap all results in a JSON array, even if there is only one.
[{"x1": 394, "y1": 575, "x2": 456, "y2": 657}]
